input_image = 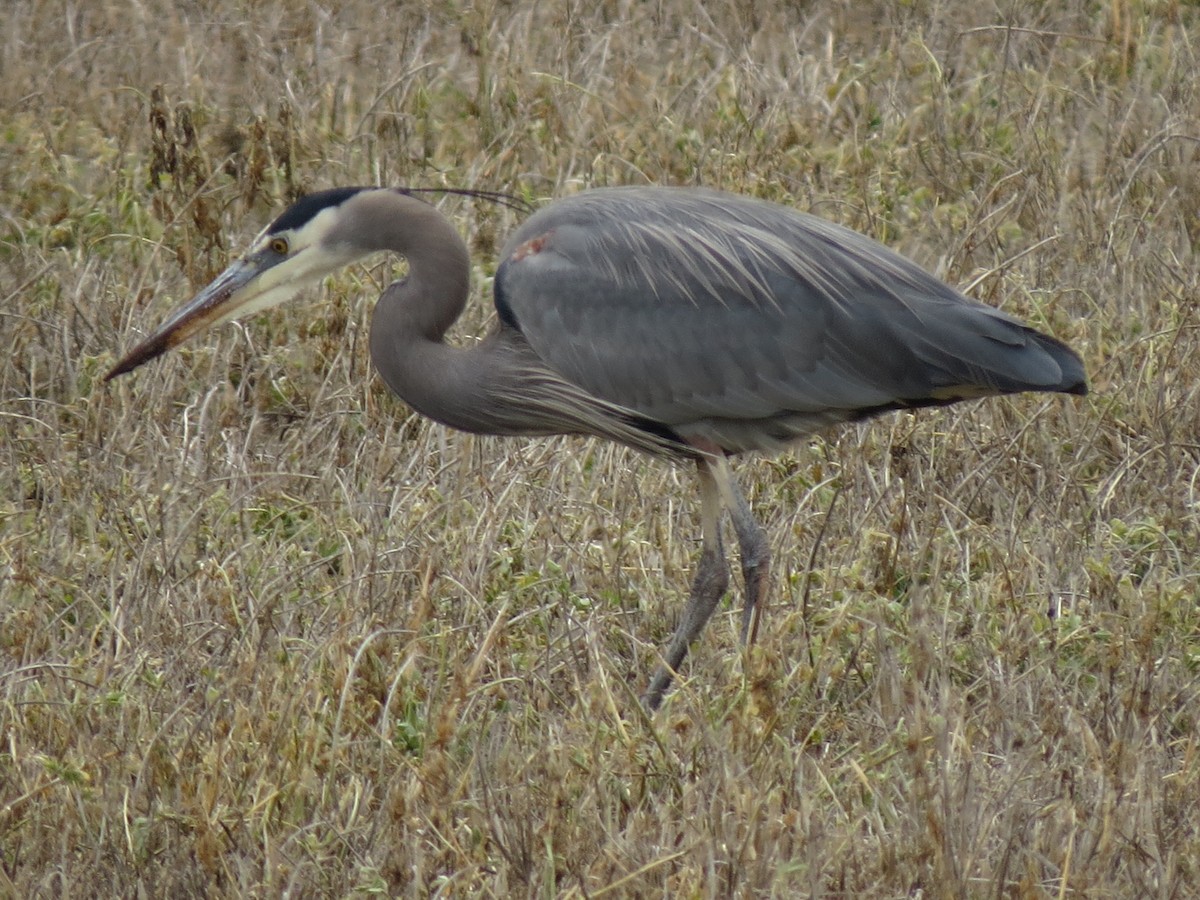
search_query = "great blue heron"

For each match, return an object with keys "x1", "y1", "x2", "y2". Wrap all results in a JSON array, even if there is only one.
[{"x1": 107, "y1": 186, "x2": 1087, "y2": 709}]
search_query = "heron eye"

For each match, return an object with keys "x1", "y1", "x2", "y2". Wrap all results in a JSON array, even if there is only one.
[{"x1": 271, "y1": 237, "x2": 289, "y2": 255}]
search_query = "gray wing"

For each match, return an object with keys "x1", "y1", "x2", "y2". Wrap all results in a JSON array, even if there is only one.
[{"x1": 494, "y1": 187, "x2": 1085, "y2": 451}]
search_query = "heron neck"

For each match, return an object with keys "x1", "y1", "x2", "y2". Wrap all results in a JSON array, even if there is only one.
[
  {"x1": 366, "y1": 193, "x2": 472, "y2": 343},
  {"x1": 366, "y1": 196, "x2": 491, "y2": 430}
]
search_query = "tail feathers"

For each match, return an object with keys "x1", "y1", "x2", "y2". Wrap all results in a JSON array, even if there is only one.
[
  {"x1": 912, "y1": 305, "x2": 1088, "y2": 399},
  {"x1": 1028, "y1": 331, "x2": 1088, "y2": 396}
]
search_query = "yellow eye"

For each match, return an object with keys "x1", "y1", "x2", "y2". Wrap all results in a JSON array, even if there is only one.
[{"x1": 271, "y1": 237, "x2": 289, "y2": 255}]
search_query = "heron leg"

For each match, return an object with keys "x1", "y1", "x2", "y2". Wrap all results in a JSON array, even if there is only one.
[
  {"x1": 643, "y1": 458, "x2": 729, "y2": 710},
  {"x1": 713, "y1": 461, "x2": 771, "y2": 645}
]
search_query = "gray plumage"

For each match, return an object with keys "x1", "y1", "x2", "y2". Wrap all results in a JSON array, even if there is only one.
[
  {"x1": 107, "y1": 185, "x2": 1087, "y2": 708},
  {"x1": 494, "y1": 188, "x2": 1082, "y2": 452}
]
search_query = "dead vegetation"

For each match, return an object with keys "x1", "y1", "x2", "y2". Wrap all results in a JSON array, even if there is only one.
[{"x1": 2, "y1": 0, "x2": 1198, "y2": 895}]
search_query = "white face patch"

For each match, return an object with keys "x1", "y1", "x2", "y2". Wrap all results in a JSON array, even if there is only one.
[
  {"x1": 250, "y1": 202, "x2": 343, "y2": 259},
  {"x1": 213, "y1": 204, "x2": 362, "y2": 325},
  {"x1": 107, "y1": 190, "x2": 378, "y2": 378}
]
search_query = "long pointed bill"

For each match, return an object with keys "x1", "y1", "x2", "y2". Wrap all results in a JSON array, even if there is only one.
[{"x1": 106, "y1": 254, "x2": 278, "y2": 381}]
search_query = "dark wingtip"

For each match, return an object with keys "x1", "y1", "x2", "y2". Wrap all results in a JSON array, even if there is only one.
[
  {"x1": 1055, "y1": 355, "x2": 1089, "y2": 398},
  {"x1": 1030, "y1": 330, "x2": 1088, "y2": 398}
]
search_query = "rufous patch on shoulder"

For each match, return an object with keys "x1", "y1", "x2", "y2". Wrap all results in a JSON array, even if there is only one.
[{"x1": 510, "y1": 233, "x2": 550, "y2": 262}]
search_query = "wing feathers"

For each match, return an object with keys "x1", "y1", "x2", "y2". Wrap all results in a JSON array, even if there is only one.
[{"x1": 494, "y1": 187, "x2": 1084, "y2": 452}]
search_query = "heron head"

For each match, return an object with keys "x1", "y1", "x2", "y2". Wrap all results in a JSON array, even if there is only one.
[{"x1": 105, "y1": 187, "x2": 373, "y2": 380}]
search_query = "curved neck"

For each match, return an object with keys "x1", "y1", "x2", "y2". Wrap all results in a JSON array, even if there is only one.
[
  {"x1": 361, "y1": 191, "x2": 495, "y2": 431},
  {"x1": 346, "y1": 190, "x2": 472, "y2": 342}
]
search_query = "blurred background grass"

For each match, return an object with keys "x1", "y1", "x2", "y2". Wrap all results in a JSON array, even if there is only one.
[{"x1": 2, "y1": 0, "x2": 1198, "y2": 895}]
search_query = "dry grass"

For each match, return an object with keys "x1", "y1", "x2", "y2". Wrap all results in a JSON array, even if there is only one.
[{"x1": 3, "y1": 0, "x2": 1199, "y2": 895}]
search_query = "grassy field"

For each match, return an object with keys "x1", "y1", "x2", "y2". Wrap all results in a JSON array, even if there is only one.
[{"x1": 3, "y1": 0, "x2": 1198, "y2": 895}]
